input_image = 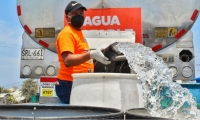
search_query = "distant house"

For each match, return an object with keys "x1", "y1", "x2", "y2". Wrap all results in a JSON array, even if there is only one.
[
  {"x1": 11, "y1": 89, "x2": 25, "y2": 103},
  {"x1": 0, "y1": 93, "x2": 8, "y2": 105},
  {"x1": 0, "y1": 90, "x2": 25, "y2": 105}
]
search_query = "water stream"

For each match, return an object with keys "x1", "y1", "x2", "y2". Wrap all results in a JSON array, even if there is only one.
[{"x1": 114, "y1": 42, "x2": 200, "y2": 120}]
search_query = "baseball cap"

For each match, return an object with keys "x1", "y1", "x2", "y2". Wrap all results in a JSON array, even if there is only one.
[{"x1": 65, "y1": 1, "x2": 87, "y2": 15}]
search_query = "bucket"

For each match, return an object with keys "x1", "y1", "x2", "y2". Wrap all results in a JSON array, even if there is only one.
[
  {"x1": 195, "y1": 77, "x2": 200, "y2": 83},
  {"x1": 31, "y1": 95, "x2": 37, "y2": 103},
  {"x1": 125, "y1": 108, "x2": 172, "y2": 119},
  {"x1": 0, "y1": 105, "x2": 124, "y2": 119},
  {"x1": 70, "y1": 73, "x2": 144, "y2": 111}
]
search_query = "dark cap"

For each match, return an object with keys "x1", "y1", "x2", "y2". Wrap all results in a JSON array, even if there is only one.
[{"x1": 65, "y1": 1, "x2": 87, "y2": 15}]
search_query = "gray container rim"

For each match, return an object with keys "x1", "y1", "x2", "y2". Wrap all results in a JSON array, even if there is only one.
[
  {"x1": 125, "y1": 108, "x2": 172, "y2": 120},
  {"x1": 0, "y1": 105, "x2": 124, "y2": 119},
  {"x1": 72, "y1": 73, "x2": 138, "y2": 79}
]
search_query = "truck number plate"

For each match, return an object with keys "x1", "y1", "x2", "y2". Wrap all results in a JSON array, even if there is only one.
[
  {"x1": 42, "y1": 89, "x2": 53, "y2": 97},
  {"x1": 21, "y1": 49, "x2": 44, "y2": 60}
]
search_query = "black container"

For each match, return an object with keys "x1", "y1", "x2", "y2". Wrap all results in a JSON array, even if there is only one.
[
  {"x1": 94, "y1": 42, "x2": 125, "y2": 72},
  {"x1": 0, "y1": 105, "x2": 124, "y2": 119},
  {"x1": 125, "y1": 108, "x2": 173, "y2": 120},
  {"x1": 103, "y1": 42, "x2": 122, "y2": 61}
]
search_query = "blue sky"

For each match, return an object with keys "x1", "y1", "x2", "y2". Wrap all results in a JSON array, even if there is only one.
[
  {"x1": 0, "y1": 1, "x2": 200, "y2": 89},
  {"x1": 0, "y1": 1, "x2": 24, "y2": 88}
]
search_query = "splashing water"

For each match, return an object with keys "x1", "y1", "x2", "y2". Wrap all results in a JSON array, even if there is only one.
[{"x1": 114, "y1": 42, "x2": 200, "y2": 120}]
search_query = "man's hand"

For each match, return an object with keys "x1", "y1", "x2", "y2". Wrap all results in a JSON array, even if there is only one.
[{"x1": 90, "y1": 49, "x2": 111, "y2": 65}]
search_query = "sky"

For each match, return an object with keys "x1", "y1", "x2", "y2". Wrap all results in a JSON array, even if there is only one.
[
  {"x1": 0, "y1": 1, "x2": 200, "y2": 89},
  {"x1": 0, "y1": 1, "x2": 24, "y2": 88}
]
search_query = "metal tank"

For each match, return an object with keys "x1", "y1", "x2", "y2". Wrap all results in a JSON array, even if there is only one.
[{"x1": 17, "y1": 0, "x2": 199, "y2": 80}]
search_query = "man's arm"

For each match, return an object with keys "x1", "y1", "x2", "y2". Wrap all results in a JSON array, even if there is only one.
[{"x1": 62, "y1": 51, "x2": 90, "y2": 67}]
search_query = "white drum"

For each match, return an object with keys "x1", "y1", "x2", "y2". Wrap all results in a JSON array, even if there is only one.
[{"x1": 70, "y1": 73, "x2": 144, "y2": 111}]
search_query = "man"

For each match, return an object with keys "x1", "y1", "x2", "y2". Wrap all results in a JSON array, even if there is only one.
[{"x1": 56, "y1": 1, "x2": 111, "y2": 104}]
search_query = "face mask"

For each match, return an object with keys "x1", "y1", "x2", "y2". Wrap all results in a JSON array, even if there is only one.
[{"x1": 68, "y1": 15, "x2": 84, "y2": 28}]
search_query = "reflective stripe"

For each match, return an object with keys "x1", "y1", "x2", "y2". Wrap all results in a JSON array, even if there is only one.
[
  {"x1": 39, "y1": 40, "x2": 49, "y2": 48},
  {"x1": 152, "y1": 44, "x2": 162, "y2": 52},
  {"x1": 23, "y1": 25, "x2": 32, "y2": 34},
  {"x1": 175, "y1": 29, "x2": 186, "y2": 39},
  {"x1": 191, "y1": 9, "x2": 199, "y2": 21},
  {"x1": 17, "y1": 5, "x2": 21, "y2": 16}
]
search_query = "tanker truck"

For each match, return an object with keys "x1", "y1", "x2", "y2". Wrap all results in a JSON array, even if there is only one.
[{"x1": 17, "y1": 0, "x2": 199, "y2": 104}]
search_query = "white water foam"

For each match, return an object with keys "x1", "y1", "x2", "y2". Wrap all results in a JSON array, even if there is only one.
[{"x1": 114, "y1": 42, "x2": 200, "y2": 120}]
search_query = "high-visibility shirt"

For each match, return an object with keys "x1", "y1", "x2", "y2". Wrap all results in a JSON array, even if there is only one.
[{"x1": 56, "y1": 25, "x2": 94, "y2": 81}]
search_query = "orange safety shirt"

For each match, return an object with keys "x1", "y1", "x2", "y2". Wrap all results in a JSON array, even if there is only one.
[{"x1": 56, "y1": 25, "x2": 94, "y2": 81}]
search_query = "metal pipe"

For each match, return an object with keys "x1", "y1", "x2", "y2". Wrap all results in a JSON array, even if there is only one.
[{"x1": 180, "y1": 54, "x2": 190, "y2": 62}]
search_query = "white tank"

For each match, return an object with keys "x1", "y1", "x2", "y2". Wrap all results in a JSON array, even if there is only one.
[{"x1": 70, "y1": 73, "x2": 144, "y2": 111}]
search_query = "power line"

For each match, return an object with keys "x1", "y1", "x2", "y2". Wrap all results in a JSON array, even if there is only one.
[
  {"x1": 0, "y1": 79, "x2": 37, "y2": 88},
  {"x1": 0, "y1": 81, "x2": 24, "y2": 88}
]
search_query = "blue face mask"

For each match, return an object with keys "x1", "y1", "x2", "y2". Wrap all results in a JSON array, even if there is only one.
[{"x1": 68, "y1": 15, "x2": 84, "y2": 28}]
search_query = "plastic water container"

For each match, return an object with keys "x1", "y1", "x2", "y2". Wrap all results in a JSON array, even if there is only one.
[
  {"x1": 31, "y1": 95, "x2": 37, "y2": 103},
  {"x1": 195, "y1": 77, "x2": 200, "y2": 83},
  {"x1": 180, "y1": 83, "x2": 200, "y2": 104},
  {"x1": 70, "y1": 73, "x2": 144, "y2": 111}
]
